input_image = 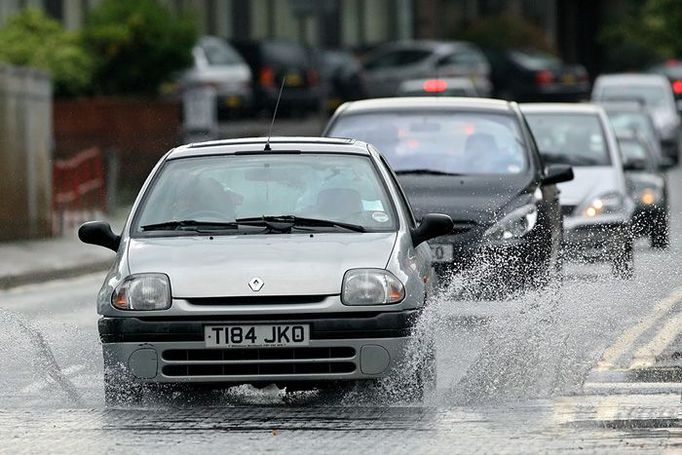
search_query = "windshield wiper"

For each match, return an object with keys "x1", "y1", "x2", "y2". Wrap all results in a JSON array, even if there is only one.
[
  {"x1": 395, "y1": 169, "x2": 464, "y2": 176},
  {"x1": 141, "y1": 219, "x2": 239, "y2": 232},
  {"x1": 235, "y1": 215, "x2": 366, "y2": 233}
]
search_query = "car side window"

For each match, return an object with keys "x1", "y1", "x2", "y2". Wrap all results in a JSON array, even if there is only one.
[
  {"x1": 364, "y1": 51, "x2": 401, "y2": 70},
  {"x1": 376, "y1": 151, "x2": 417, "y2": 229}
]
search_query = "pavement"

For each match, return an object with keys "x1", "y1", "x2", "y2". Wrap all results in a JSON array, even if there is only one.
[{"x1": 0, "y1": 208, "x2": 127, "y2": 290}]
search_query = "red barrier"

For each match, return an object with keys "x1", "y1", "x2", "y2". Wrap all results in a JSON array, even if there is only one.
[{"x1": 52, "y1": 147, "x2": 106, "y2": 235}]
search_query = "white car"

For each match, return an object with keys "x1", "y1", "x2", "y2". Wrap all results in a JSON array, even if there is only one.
[
  {"x1": 592, "y1": 74, "x2": 681, "y2": 164},
  {"x1": 522, "y1": 103, "x2": 636, "y2": 278}
]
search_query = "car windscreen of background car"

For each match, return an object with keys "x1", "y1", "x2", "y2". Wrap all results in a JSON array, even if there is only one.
[
  {"x1": 525, "y1": 113, "x2": 611, "y2": 166},
  {"x1": 201, "y1": 41, "x2": 245, "y2": 66},
  {"x1": 598, "y1": 85, "x2": 667, "y2": 107},
  {"x1": 329, "y1": 112, "x2": 527, "y2": 175},
  {"x1": 607, "y1": 111, "x2": 658, "y2": 144},
  {"x1": 134, "y1": 154, "x2": 396, "y2": 233}
]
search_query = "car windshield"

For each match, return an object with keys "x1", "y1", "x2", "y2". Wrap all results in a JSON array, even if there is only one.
[
  {"x1": 606, "y1": 111, "x2": 658, "y2": 144},
  {"x1": 618, "y1": 138, "x2": 650, "y2": 164},
  {"x1": 598, "y1": 84, "x2": 668, "y2": 107},
  {"x1": 134, "y1": 153, "x2": 396, "y2": 234},
  {"x1": 200, "y1": 41, "x2": 244, "y2": 66},
  {"x1": 508, "y1": 50, "x2": 561, "y2": 70},
  {"x1": 525, "y1": 113, "x2": 612, "y2": 166},
  {"x1": 328, "y1": 112, "x2": 527, "y2": 175}
]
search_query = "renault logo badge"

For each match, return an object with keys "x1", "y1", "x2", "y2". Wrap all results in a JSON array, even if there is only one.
[{"x1": 248, "y1": 277, "x2": 264, "y2": 292}]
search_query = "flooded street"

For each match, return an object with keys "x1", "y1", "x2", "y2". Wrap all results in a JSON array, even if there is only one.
[{"x1": 3, "y1": 189, "x2": 682, "y2": 453}]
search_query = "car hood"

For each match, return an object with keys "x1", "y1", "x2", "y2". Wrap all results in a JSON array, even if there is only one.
[
  {"x1": 558, "y1": 166, "x2": 621, "y2": 206},
  {"x1": 126, "y1": 233, "x2": 396, "y2": 298},
  {"x1": 397, "y1": 174, "x2": 534, "y2": 225}
]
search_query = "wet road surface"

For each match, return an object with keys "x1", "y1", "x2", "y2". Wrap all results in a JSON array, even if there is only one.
[{"x1": 3, "y1": 170, "x2": 682, "y2": 453}]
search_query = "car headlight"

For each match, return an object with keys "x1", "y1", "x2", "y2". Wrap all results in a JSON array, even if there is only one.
[
  {"x1": 636, "y1": 187, "x2": 662, "y2": 206},
  {"x1": 483, "y1": 204, "x2": 538, "y2": 241},
  {"x1": 112, "y1": 273, "x2": 171, "y2": 310},
  {"x1": 581, "y1": 192, "x2": 624, "y2": 218},
  {"x1": 341, "y1": 269, "x2": 405, "y2": 305}
]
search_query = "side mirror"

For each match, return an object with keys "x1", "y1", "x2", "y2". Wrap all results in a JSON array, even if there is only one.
[
  {"x1": 623, "y1": 158, "x2": 648, "y2": 172},
  {"x1": 542, "y1": 164, "x2": 574, "y2": 185},
  {"x1": 78, "y1": 221, "x2": 121, "y2": 252},
  {"x1": 411, "y1": 213, "x2": 454, "y2": 247}
]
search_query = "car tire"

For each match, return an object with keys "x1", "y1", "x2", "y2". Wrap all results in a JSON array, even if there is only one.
[
  {"x1": 650, "y1": 211, "x2": 669, "y2": 249},
  {"x1": 405, "y1": 341, "x2": 437, "y2": 402},
  {"x1": 103, "y1": 365, "x2": 145, "y2": 406},
  {"x1": 611, "y1": 239, "x2": 634, "y2": 279}
]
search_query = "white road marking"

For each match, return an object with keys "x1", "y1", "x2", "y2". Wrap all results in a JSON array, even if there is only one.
[
  {"x1": 595, "y1": 286, "x2": 682, "y2": 372},
  {"x1": 629, "y1": 311, "x2": 682, "y2": 369}
]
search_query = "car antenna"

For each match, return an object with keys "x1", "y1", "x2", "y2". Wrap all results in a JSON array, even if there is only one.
[{"x1": 264, "y1": 77, "x2": 286, "y2": 151}]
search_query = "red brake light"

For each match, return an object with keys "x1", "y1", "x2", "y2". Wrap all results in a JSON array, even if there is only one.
[
  {"x1": 535, "y1": 70, "x2": 554, "y2": 85},
  {"x1": 672, "y1": 80, "x2": 682, "y2": 94},
  {"x1": 307, "y1": 69, "x2": 319, "y2": 86},
  {"x1": 423, "y1": 79, "x2": 448, "y2": 93},
  {"x1": 259, "y1": 66, "x2": 275, "y2": 88}
]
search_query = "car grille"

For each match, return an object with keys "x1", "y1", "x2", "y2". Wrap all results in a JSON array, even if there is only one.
[
  {"x1": 561, "y1": 205, "x2": 577, "y2": 217},
  {"x1": 161, "y1": 346, "x2": 357, "y2": 377},
  {"x1": 186, "y1": 295, "x2": 331, "y2": 305}
]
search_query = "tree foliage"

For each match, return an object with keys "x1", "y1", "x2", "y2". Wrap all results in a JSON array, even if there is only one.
[
  {"x1": 83, "y1": 0, "x2": 197, "y2": 96},
  {"x1": 599, "y1": 0, "x2": 682, "y2": 71},
  {"x1": 0, "y1": 8, "x2": 93, "y2": 97}
]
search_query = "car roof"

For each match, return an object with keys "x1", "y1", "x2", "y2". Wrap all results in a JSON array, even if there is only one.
[
  {"x1": 168, "y1": 136, "x2": 369, "y2": 159},
  {"x1": 594, "y1": 73, "x2": 670, "y2": 86},
  {"x1": 338, "y1": 97, "x2": 513, "y2": 114},
  {"x1": 520, "y1": 102, "x2": 605, "y2": 115}
]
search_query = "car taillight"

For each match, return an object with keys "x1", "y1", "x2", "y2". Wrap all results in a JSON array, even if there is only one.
[
  {"x1": 259, "y1": 66, "x2": 275, "y2": 88},
  {"x1": 672, "y1": 80, "x2": 682, "y2": 94},
  {"x1": 423, "y1": 79, "x2": 448, "y2": 93},
  {"x1": 307, "y1": 69, "x2": 319, "y2": 86},
  {"x1": 535, "y1": 70, "x2": 554, "y2": 85}
]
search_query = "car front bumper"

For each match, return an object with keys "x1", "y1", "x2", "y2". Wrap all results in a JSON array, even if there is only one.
[{"x1": 99, "y1": 310, "x2": 419, "y2": 385}]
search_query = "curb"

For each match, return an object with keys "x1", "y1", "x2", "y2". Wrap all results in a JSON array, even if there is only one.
[{"x1": 0, "y1": 259, "x2": 112, "y2": 290}]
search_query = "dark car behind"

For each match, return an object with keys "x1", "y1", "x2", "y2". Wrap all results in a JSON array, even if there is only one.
[
  {"x1": 231, "y1": 39, "x2": 320, "y2": 115},
  {"x1": 314, "y1": 48, "x2": 367, "y2": 113},
  {"x1": 324, "y1": 97, "x2": 573, "y2": 297},
  {"x1": 484, "y1": 48, "x2": 590, "y2": 102}
]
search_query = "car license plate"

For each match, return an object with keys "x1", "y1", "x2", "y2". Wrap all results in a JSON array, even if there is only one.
[
  {"x1": 430, "y1": 244, "x2": 454, "y2": 262},
  {"x1": 286, "y1": 73, "x2": 303, "y2": 86},
  {"x1": 225, "y1": 96, "x2": 241, "y2": 108},
  {"x1": 204, "y1": 324, "x2": 310, "y2": 348},
  {"x1": 562, "y1": 74, "x2": 576, "y2": 85}
]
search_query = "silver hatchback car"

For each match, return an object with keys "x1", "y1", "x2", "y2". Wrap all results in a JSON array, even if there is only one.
[{"x1": 78, "y1": 137, "x2": 453, "y2": 404}]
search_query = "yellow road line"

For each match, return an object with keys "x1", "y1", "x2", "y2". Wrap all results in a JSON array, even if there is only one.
[
  {"x1": 629, "y1": 311, "x2": 682, "y2": 369},
  {"x1": 595, "y1": 287, "x2": 682, "y2": 372}
]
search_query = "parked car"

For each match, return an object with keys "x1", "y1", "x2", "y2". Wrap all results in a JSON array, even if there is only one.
[
  {"x1": 522, "y1": 103, "x2": 636, "y2": 278},
  {"x1": 616, "y1": 131, "x2": 669, "y2": 248},
  {"x1": 397, "y1": 77, "x2": 480, "y2": 97},
  {"x1": 78, "y1": 136, "x2": 453, "y2": 404},
  {"x1": 599, "y1": 101, "x2": 669, "y2": 167},
  {"x1": 482, "y1": 48, "x2": 590, "y2": 102},
  {"x1": 324, "y1": 98, "x2": 573, "y2": 295},
  {"x1": 361, "y1": 41, "x2": 492, "y2": 99},
  {"x1": 591, "y1": 74, "x2": 681, "y2": 164},
  {"x1": 231, "y1": 39, "x2": 320, "y2": 115},
  {"x1": 176, "y1": 36, "x2": 253, "y2": 117},
  {"x1": 313, "y1": 48, "x2": 367, "y2": 113}
]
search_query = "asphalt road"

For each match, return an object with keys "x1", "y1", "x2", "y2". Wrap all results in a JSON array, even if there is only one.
[{"x1": 3, "y1": 167, "x2": 682, "y2": 453}]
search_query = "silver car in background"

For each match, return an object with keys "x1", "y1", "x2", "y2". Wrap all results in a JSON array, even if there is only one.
[
  {"x1": 78, "y1": 137, "x2": 453, "y2": 404},
  {"x1": 592, "y1": 74, "x2": 681, "y2": 163},
  {"x1": 362, "y1": 40, "x2": 492, "y2": 98},
  {"x1": 522, "y1": 103, "x2": 636, "y2": 278},
  {"x1": 178, "y1": 36, "x2": 253, "y2": 115}
]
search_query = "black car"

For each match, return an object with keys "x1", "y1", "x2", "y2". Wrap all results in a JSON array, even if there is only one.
[
  {"x1": 323, "y1": 97, "x2": 573, "y2": 295},
  {"x1": 617, "y1": 131, "x2": 669, "y2": 248},
  {"x1": 313, "y1": 48, "x2": 367, "y2": 113},
  {"x1": 483, "y1": 48, "x2": 590, "y2": 102},
  {"x1": 231, "y1": 39, "x2": 320, "y2": 115}
]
